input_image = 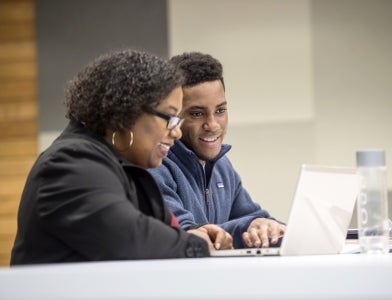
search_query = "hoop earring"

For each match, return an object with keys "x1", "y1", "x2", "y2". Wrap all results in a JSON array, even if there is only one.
[
  {"x1": 129, "y1": 130, "x2": 134, "y2": 147},
  {"x1": 111, "y1": 131, "x2": 117, "y2": 147},
  {"x1": 112, "y1": 130, "x2": 134, "y2": 152}
]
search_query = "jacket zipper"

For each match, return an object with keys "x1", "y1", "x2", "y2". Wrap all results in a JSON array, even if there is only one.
[
  {"x1": 201, "y1": 164, "x2": 210, "y2": 215},
  {"x1": 205, "y1": 188, "x2": 210, "y2": 206}
]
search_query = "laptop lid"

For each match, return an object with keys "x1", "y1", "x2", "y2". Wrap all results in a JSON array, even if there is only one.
[
  {"x1": 210, "y1": 164, "x2": 362, "y2": 257},
  {"x1": 280, "y1": 164, "x2": 361, "y2": 255}
]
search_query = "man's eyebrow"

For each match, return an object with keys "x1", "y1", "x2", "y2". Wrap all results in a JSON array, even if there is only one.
[
  {"x1": 188, "y1": 105, "x2": 206, "y2": 110},
  {"x1": 216, "y1": 101, "x2": 227, "y2": 107},
  {"x1": 189, "y1": 101, "x2": 227, "y2": 110}
]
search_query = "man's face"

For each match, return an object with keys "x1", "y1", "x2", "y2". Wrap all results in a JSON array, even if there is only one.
[{"x1": 180, "y1": 80, "x2": 228, "y2": 162}]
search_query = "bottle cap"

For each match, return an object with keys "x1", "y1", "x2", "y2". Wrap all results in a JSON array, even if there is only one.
[{"x1": 356, "y1": 149, "x2": 386, "y2": 167}]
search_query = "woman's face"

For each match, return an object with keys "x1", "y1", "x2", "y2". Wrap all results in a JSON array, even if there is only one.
[{"x1": 122, "y1": 86, "x2": 183, "y2": 169}]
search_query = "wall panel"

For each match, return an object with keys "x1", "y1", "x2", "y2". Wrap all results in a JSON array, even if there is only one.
[{"x1": 0, "y1": 0, "x2": 38, "y2": 266}]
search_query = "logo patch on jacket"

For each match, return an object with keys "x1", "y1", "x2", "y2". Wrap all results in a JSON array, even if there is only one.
[{"x1": 217, "y1": 182, "x2": 224, "y2": 188}]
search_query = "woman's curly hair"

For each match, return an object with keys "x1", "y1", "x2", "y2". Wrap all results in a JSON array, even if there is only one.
[
  {"x1": 169, "y1": 52, "x2": 224, "y2": 89},
  {"x1": 65, "y1": 49, "x2": 183, "y2": 136}
]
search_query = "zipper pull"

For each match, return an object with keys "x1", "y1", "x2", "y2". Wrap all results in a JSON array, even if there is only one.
[{"x1": 205, "y1": 188, "x2": 209, "y2": 204}]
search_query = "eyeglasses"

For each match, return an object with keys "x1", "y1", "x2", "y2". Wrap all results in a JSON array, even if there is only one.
[{"x1": 149, "y1": 109, "x2": 184, "y2": 130}]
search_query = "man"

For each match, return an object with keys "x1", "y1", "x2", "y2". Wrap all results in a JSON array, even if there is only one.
[{"x1": 149, "y1": 52, "x2": 285, "y2": 248}]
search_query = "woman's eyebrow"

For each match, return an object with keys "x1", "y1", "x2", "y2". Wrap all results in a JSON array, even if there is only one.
[{"x1": 166, "y1": 105, "x2": 180, "y2": 114}]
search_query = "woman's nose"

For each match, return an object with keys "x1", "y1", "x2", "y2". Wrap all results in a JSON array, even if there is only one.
[{"x1": 169, "y1": 126, "x2": 182, "y2": 140}]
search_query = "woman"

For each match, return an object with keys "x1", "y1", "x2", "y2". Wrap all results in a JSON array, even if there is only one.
[{"x1": 11, "y1": 49, "x2": 232, "y2": 265}]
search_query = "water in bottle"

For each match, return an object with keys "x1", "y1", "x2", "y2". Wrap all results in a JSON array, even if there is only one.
[{"x1": 356, "y1": 149, "x2": 389, "y2": 254}]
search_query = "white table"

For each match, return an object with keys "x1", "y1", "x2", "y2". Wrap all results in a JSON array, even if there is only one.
[{"x1": 0, "y1": 253, "x2": 391, "y2": 300}]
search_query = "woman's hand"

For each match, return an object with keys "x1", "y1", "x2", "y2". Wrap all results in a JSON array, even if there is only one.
[
  {"x1": 199, "y1": 224, "x2": 233, "y2": 250},
  {"x1": 187, "y1": 228, "x2": 215, "y2": 250}
]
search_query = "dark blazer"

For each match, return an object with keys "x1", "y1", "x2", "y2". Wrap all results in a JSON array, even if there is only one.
[{"x1": 11, "y1": 121, "x2": 209, "y2": 265}]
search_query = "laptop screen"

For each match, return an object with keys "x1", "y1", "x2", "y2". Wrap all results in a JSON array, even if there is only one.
[{"x1": 280, "y1": 165, "x2": 361, "y2": 255}]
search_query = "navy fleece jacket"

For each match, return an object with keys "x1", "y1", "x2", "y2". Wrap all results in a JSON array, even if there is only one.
[{"x1": 149, "y1": 140, "x2": 276, "y2": 248}]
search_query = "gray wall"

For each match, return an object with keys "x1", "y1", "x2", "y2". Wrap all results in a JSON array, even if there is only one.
[
  {"x1": 35, "y1": 0, "x2": 392, "y2": 223},
  {"x1": 169, "y1": 0, "x2": 392, "y2": 223},
  {"x1": 35, "y1": 0, "x2": 168, "y2": 132}
]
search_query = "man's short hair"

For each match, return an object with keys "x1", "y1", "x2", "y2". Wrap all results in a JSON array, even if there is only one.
[{"x1": 169, "y1": 52, "x2": 225, "y2": 89}]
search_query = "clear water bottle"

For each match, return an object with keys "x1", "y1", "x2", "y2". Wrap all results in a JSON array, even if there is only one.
[{"x1": 356, "y1": 149, "x2": 389, "y2": 254}]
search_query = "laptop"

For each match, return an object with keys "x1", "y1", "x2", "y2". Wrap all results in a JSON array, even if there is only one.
[{"x1": 210, "y1": 164, "x2": 362, "y2": 257}]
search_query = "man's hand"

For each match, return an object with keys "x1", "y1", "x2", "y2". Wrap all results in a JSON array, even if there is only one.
[
  {"x1": 242, "y1": 218, "x2": 285, "y2": 248},
  {"x1": 200, "y1": 224, "x2": 233, "y2": 250}
]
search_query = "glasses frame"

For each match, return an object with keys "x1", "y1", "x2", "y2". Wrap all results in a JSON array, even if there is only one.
[{"x1": 149, "y1": 109, "x2": 184, "y2": 130}]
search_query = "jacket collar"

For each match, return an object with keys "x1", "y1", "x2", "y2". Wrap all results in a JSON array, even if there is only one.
[
  {"x1": 61, "y1": 121, "x2": 134, "y2": 168},
  {"x1": 170, "y1": 139, "x2": 231, "y2": 164}
]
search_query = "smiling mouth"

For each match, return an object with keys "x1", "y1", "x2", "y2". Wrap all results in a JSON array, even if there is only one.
[
  {"x1": 199, "y1": 136, "x2": 219, "y2": 143},
  {"x1": 159, "y1": 142, "x2": 171, "y2": 150},
  {"x1": 158, "y1": 142, "x2": 171, "y2": 157}
]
